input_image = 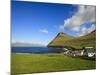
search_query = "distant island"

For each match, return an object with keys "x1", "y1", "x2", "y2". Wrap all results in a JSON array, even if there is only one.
[{"x1": 12, "y1": 42, "x2": 46, "y2": 47}]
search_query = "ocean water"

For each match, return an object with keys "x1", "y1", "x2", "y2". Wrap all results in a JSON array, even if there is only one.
[{"x1": 11, "y1": 47, "x2": 64, "y2": 54}]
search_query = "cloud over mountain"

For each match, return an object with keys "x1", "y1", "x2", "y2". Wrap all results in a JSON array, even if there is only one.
[
  {"x1": 64, "y1": 5, "x2": 96, "y2": 36},
  {"x1": 80, "y1": 24, "x2": 96, "y2": 36}
]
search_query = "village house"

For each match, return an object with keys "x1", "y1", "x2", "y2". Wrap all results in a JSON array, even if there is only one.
[
  {"x1": 63, "y1": 47, "x2": 96, "y2": 57},
  {"x1": 82, "y1": 47, "x2": 96, "y2": 57}
]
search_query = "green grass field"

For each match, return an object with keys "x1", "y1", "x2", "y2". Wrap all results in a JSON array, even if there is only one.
[{"x1": 11, "y1": 53, "x2": 96, "y2": 75}]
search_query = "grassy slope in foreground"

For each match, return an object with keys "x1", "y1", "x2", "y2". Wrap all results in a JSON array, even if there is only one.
[
  {"x1": 11, "y1": 53, "x2": 95, "y2": 75},
  {"x1": 48, "y1": 31, "x2": 96, "y2": 49}
]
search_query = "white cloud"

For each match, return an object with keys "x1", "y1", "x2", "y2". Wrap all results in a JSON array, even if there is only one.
[
  {"x1": 71, "y1": 26, "x2": 80, "y2": 32},
  {"x1": 40, "y1": 28, "x2": 49, "y2": 34},
  {"x1": 87, "y1": 24, "x2": 96, "y2": 33},
  {"x1": 79, "y1": 24, "x2": 96, "y2": 36},
  {"x1": 64, "y1": 5, "x2": 96, "y2": 33}
]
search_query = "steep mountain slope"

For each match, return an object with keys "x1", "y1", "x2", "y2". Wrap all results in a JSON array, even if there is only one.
[
  {"x1": 48, "y1": 32, "x2": 74, "y2": 47},
  {"x1": 48, "y1": 31, "x2": 96, "y2": 49}
]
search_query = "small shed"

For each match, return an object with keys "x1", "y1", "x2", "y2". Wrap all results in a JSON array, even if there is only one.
[{"x1": 83, "y1": 47, "x2": 95, "y2": 57}]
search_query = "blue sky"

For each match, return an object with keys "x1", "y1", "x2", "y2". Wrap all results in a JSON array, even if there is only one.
[{"x1": 11, "y1": 0, "x2": 96, "y2": 45}]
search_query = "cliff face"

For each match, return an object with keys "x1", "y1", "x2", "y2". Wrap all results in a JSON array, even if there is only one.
[{"x1": 48, "y1": 31, "x2": 96, "y2": 49}]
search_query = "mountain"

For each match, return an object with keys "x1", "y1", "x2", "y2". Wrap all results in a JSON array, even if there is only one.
[
  {"x1": 12, "y1": 42, "x2": 45, "y2": 47},
  {"x1": 47, "y1": 32, "x2": 74, "y2": 48},
  {"x1": 48, "y1": 31, "x2": 96, "y2": 49}
]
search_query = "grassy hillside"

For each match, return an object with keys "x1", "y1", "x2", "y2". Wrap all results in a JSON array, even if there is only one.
[
  {"x1": 66, "y1": 31, "x2": 96, "y2": 49},
  {"x1": 48, "y1": 32, "x2": 74, "y2": 47},
  {"x1": 48, "y1": 31, "x2": 96, "y2": 49}
]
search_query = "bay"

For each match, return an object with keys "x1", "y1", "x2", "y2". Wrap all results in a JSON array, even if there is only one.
[{"x1": 11, "y1": 47, "x2": 63, "y2": 54}]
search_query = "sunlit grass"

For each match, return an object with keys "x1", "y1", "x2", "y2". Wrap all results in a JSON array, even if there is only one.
[{"x1": 11, "y1": 53, "x2": 95, "y2": 75}]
